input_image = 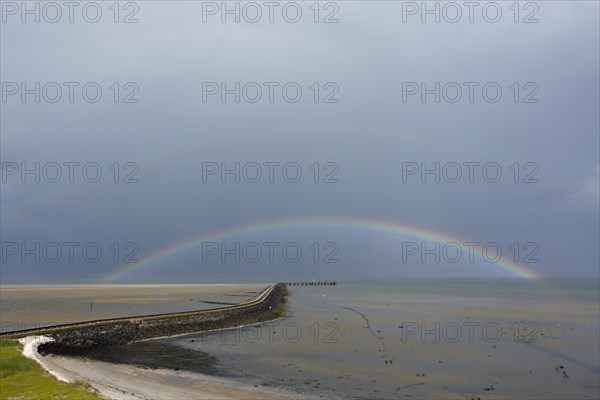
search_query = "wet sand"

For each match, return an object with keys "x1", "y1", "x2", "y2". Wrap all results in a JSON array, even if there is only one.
[
  {"x1": 171, "y1": 282, "x2": 599, "y2": 399},
  {"x1": 9, "y1": 280, "x2": 600, "y2": 399},
  {"x1": 1, "y1": 284, "x2": 268, "y2": 330},
  {"x1": 20, "y1": 336, "x2": 302, "y2": 400}
]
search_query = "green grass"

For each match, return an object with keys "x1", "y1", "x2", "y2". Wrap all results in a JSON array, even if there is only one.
[{"x1": 0, "y1": 339, "x2": 104, "y2": 400}]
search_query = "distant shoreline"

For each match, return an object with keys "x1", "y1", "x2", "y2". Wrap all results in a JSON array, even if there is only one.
[{"x1": 0, "y1": 283, "x2": 274, "y2": 289}]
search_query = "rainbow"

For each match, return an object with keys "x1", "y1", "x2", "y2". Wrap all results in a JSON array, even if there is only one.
[{"x1": 100, "y1": 217, "x2": 542, "y2": 282}]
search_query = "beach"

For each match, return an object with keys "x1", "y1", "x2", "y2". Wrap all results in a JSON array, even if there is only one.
[
  {"x1": 20, "y1": 335, "x2": 301, "y2": 400},
  {"x1": 4, "y1": 283, "x2": 298, "y2": 399},
  {"x1": 4, "y1": 279, "x2": 600, "y2": 399}
]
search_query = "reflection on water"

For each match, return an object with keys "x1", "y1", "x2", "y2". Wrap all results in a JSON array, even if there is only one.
[{"x1": 82, "y1": 341, "x2": 221, "y2": 375}]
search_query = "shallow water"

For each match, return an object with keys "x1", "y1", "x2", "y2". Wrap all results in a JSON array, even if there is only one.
[
  {"x1": 80, "y1": 341, "x2": 222, "y2": 375},
  {"x1": 158, "y1": 279, "x2": 600, "y2": 399},
  {"x1": 63, "y1": 279, "x2": 600, "y2": 399}
]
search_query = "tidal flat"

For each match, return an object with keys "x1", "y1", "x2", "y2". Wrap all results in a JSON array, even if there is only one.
[
  {"x1": 3, "y1": 279, "x2": 599, "y2": 399},
  {"x1": 0, "y1": 284, "x2": 268, "y2": 330}
]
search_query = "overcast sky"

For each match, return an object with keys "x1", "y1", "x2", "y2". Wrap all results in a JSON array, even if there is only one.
[{"x1": 1, "y1": 1, "x2": 598, "y2": 283}]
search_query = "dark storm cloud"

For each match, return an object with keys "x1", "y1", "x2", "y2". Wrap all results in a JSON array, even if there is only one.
[{"x1": 1, "y1": 1, "x2": 598, "y2": 282}]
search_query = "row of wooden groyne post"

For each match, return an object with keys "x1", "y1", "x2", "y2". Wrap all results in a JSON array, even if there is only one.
[{"x1": 283, "y1": 281, "x2": 337, "y2": 286}]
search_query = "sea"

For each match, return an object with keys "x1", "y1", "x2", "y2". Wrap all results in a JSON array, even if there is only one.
[{"x1": 81, "y1": 278, "x2": 600, "y2": 399}]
